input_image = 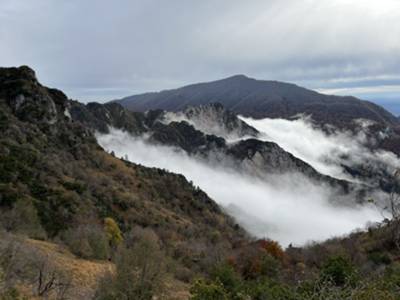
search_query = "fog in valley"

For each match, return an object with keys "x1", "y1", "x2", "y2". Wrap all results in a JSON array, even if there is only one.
[
  {"x1": 242, "y1": 116, "x2": 400, "y2": 182},
  {"x1": 96, "y1": 123, "x2": 384, "y2": 246}
]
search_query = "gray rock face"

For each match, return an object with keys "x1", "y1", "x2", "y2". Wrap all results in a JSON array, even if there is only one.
[
  {"x1": 0, "y1": 66, "x2": 69, "y2": 125},
  {"x1": 162, "y1": 103, "x2": 259, "y2": 141},
  {"x1": 70, "y1": 101, "x2": 147, "y2": 135}
]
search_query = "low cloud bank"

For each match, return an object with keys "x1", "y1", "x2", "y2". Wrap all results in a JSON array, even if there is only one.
[
  {"x1": 96, "y1": 129, "x2": 381, "y2": 246},
  {"x1": 241, "y1": 116, "x2": 400, "y2": 182}
]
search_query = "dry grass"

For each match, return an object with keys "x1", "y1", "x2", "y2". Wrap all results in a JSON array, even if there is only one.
[
  {"x1": 25, "y1": 239, "x2": 113, "y2": 299},
  {"x1": 22, "y1": 239, "x2": 190, "y2": 299}
]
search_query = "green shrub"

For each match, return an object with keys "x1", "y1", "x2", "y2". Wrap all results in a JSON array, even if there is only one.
[
  {"x1": 246, "y1": 280, "x2": 296, "y2": 300},
  {"x1": 259, "y1": 253, "x2": 281, "y2": 279},
  {"x1": 320, "y1": 255, "x2": 358, "y2": 286},
  {"x1": 61, "y1": 181, "x2": 86, "y2": 194},
  {"x1": 382, "y1": 263, "x2": 400, "y2": 292},
  {"x1": 211, "y1": 263, "x2": 243, "y2": 298},
  {"x1": 368, "y1": 251, "x2": 392, "y2": 265},
  {"x1": 190, "y1": 279, "x2": 228, "y2": 300}
]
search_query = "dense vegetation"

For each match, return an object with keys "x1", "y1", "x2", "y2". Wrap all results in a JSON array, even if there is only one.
[
  {"x1": 0, "y1": 66, "x2": 399, "y2": 299},
  {"x1": 190, "y1": 222, "x2": 400, "y2": 299},
  {"x1": 0, "y1": 66, "x2": 246, "y2": 298}
]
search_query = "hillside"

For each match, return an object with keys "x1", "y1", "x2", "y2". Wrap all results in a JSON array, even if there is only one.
[
  {"x1": 1, "y1": 66, "x2": 400, "y2": 300},
  {"x1": 0, "y1": 231, "x2": 192, "y2": 299},
  {"x1": 0, "y1": 66, "x2": 248, "y2": 298},
  {"x1": 71, "y1": 101, "x2": 362, "y2": 199},
  {"x1": 0, "y1": 66, "x2": 245, "y2": 239},
  {"x1": 115, "y1": 75, "x2": 399, "y2": 129}
]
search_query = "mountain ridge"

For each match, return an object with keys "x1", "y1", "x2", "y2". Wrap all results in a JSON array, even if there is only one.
[
  {"x1": 0, "y1": 66, "x2": 247, "y2": 278},
  {"x1": 71, "y1": 99, "x2": 362, "y2": 197},
  {"x1": 114, "y1": 74, "x2": 399, "y2": 129},
  {"x1": 2, "y1": 66, "x2": 400, "y2": 299}
]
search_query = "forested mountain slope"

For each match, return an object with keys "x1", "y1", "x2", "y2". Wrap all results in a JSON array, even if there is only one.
[{"x1": 115, "y1": 75, "x2": 399, "y2": 129}]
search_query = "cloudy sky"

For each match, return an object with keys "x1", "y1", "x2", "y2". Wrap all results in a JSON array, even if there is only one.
[{"x1": 1, "y1": 0, "x2": 400, "y2": 112}]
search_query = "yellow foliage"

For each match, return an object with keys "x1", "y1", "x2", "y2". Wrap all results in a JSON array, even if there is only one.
[{"x1": 104, "y1": 217, "x2": 123, "y2": 247}]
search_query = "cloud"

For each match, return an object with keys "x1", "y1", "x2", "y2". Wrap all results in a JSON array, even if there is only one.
[
  {"x1": 96, "y1": 128, "x2": 382, "y2": 246},
  {"x1": 316, "y1": 85, "x2": 400, "y2": 97},
  {"x1": 1, "y1": 0, "x2": 399, "y2": 102},
  {"x1": 241, "y1": 116, "x2": 400, "y2": 184}
]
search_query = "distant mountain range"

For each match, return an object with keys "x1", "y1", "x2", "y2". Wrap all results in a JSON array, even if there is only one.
[{"x1": 114, "y1": 75, "x2": 399, "y2": 129}]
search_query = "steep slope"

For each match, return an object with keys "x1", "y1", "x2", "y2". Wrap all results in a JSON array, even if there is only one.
[
  {"x1": 71, "y1": 99, "x2": 358, "y2": 196},
  {"x1": 1, "y1": 67, "x2": 398, "y2": 300},
  {"x1": 115, "y1": 75, "x2": 399, "y2": 129},
  {"x1": 0, "y1": 66, "x2": 246, "y2": 267},
  {"x1": 162, "y1": 103, "x2": 259, "y2": 140}
]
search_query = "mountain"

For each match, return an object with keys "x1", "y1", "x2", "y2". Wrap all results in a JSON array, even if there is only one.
[
  {"x1": 115, "y1": 75, "x2": 399, "y2": 129},
  {"x1": 0, "y1": 66, "x2": 248, "y2": 297},
  {"x1": 71, "y1": 100, "x2": 362, "y2": 198},
  {"x1": 2, "y1": 66, "x2": 400, "y2": 299},
  {"x1": 162, "y1": 103, "x2": 259, "y2": 140},
  {"x1": 0, "y1": 65, "x2": 248, "y2": 239}
]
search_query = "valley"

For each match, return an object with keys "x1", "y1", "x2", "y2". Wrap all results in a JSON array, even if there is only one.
[{"x1": 1, "y1": 66, "x2": 399, "y2": 299}]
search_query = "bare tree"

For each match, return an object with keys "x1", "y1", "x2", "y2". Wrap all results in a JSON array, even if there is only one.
[
  {"x1": 377, "y1": 169, "x2": 400, "y2": 250},
  {"x1": 29, "y1": 251, "x2": 72, "y2": 299}
]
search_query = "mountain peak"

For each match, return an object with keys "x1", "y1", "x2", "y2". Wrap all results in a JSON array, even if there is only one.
[
  {"x1": 116, "y1": 74, "x2": 399, "y2": 128},
  {"x1": 0, "y1": 66, "x2": 39, "y2": 100},
  {"x1": 0, "y1": 66, "x2": 69, "y2": 124},
  {"x1": 0, "y1": 65, "x2": 37, "y2": 83},
  {"x1": 225, "y1": 74, "x2": 251, "y2": 81}
]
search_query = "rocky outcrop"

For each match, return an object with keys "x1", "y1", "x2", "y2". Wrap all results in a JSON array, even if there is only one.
[
  {"x1": 0, "y1": 66, "x2": 70, "y2": 125},
  {"x1": 70, "y1": 101, "x2": 147, "y2": 135},
  {"x1": 162, "y1": 103, "x2": 259, "y2": 140},
  {"x1": 149, "y1": 121, "x2": 226, "y2": 153}
]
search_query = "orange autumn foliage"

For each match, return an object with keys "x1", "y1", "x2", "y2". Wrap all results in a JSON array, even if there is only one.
[{"x1": 258, "y1": 239, "x2": 285, "y2": 261}]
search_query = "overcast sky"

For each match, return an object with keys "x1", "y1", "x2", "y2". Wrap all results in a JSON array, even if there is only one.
[{"x1": 1, "y1": 0, "x2": 400, "y2": 112}]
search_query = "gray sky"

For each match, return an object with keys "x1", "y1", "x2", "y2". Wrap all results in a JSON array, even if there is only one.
[{"x1": 1, "y1": 0, "x2": 400, "y2": 111}]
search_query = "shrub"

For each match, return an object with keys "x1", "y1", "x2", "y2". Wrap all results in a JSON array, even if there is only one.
[
  {"x1": 0, "y1": 198, "x2": 46, "y2": 240},
  {"x1": 352, "y1": 285, "x2": 396, "y2": 300},
  {"x1": 211, "y1": 263, "x2": 242, "y2": 297},
  {"x1": 190, "y1": 279, "x2": 228, "y2": 300},
  {"x1": 258, "y1": 254, "x2": 280, "y2": 279},
  {"x1": 95, "y1": 228, "x2": 166, "y2": 300},
  {"x1": 61, "y1": 181, "x2": 86, "y2": 194},
  {"x1": 382, "y1": 263, "x2": 400, "y2": 292},
  {"x1": 63, "y1": 224, "x2": 109, "y2": 260},
  {"x1": 246, "y1": 279, "x2": 296, "y2": 300},
  {"x1": 368, "y1": 251, "x2": 391, "y2": 265},
  {"x1": 174, "y1": 266, "x2": 193, "y2": 283},
  {"x1": 259, "y1": 239, "x2": 285, "y2": 261},
  {"x1": 320, "y1": 255, "x2": 358, "y2": 286},
  {"x1": 103, "y1": 218, "x2": 123, "y2": 249}
]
